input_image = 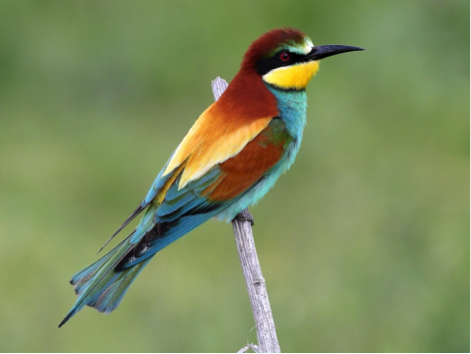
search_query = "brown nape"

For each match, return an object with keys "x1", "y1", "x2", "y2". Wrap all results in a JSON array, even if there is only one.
[
  {"x1": 241, "y1": 28, "x2": 306, "y2": 69},
  {"x1": 214, "y1": 68, "x2": 278, "y2": 120}
]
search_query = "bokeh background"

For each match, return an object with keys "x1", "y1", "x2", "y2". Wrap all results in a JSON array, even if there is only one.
[{"x1": 0, "y1": 0, "x2": 469, "y2": 352}]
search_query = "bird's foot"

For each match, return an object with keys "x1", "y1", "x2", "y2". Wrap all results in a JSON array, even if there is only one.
[{"x1": 233, "y1": 209, "x2": 255, "y2": 226}]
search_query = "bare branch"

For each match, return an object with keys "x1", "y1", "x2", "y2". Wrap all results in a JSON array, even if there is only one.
[
  {"x1": 211, "y1": 76, "x2": 228, "y2": 101},
  {"x1": 211, "y1": 77, "x2": 281, "y2": 353},
  {"x1": 238, "y1": 343, "x2": 260, "y2": 353}
]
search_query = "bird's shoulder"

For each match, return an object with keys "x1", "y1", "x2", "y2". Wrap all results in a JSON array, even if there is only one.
[{"x1": 163, "y1": 100, "x2": 275, "y2": 189}]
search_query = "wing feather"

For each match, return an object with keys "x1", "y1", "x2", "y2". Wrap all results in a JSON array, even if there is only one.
[{"x1": 162, "y1": 103, "x2": 272, "y2": 189}]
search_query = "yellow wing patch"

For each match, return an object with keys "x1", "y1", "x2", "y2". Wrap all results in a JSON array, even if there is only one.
[
  {"x1": 163, "y1": 104, "x2": 272, "y2": 189},
  {"x1": 156, "y1": 162, "x2": 187, "y2": 204},
  {"x1": 263, "y1": 61, "x2": 320, "y2": 90}
]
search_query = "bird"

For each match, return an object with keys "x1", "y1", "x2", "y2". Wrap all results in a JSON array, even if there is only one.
[{"x1": 59, "y1": 28, "x2": 363, "y2": 327}]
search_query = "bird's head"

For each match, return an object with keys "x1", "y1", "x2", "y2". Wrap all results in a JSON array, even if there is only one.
[{"x1": 242, "y1": 28, "x2": 363, "y2": 91}]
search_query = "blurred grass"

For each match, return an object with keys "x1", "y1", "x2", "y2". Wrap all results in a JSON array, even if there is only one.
[{"x1": 0, "y1": 0, "x2": 469, "y2": 352}]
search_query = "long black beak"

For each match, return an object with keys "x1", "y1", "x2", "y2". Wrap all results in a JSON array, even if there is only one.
[{"x1": 307, "y1": 45, "x2": 364, "y2": 61}]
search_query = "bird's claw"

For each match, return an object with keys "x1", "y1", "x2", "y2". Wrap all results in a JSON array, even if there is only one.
[{"x1": 233, "y1": 209, "x2": 255, "y2": 226}]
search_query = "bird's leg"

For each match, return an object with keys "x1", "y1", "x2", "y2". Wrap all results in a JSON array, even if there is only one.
[{"x1": 233, "y1": 209, "x2": 255, "y2": 226}]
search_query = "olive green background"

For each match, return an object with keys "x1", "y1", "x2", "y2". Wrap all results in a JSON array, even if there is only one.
[{"x1": 0, "y1": 0, "x2": 469, "y2": 352}]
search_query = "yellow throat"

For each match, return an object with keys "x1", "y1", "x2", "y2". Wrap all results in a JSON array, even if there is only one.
[{"x1": 262, "y1": 60, "x2": 320, "y2": 90}]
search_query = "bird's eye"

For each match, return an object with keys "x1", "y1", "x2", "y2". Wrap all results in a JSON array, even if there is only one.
[{"x1": 279, "y1": 52, "x2": 291, "y2": 62}]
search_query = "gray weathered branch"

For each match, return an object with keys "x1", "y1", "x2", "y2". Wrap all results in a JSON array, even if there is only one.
[
  {"x1": 238, "y1": 343, "x2": 260, "y2": 353},
  {"x1": 211, "y1": 77, "x2": 281, "y2": 353}
]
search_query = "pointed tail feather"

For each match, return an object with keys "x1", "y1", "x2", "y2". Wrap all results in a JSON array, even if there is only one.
[
  {"x1": 59, "y1": 235, "x2": 150, "y2": 328},
  {"x1": 60, "y1": 195, "x2": 225, "y2": 327},
  {"x1": 92, "y1": 259, "x2": 150, "y2": 314}
]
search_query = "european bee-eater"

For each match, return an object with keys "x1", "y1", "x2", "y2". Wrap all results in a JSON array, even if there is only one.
[{"x1": 59, "y1": 28, "x2": 363, "y2": 327}]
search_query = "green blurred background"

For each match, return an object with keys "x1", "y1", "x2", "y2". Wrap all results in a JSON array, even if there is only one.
[{"x1": 0, "y1": 0, "x2": 468, "y2": 352}]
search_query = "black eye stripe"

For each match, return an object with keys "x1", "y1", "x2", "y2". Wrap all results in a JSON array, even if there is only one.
[{"x1": 255, "y1": 50, "x2": 305, "y2": 76}]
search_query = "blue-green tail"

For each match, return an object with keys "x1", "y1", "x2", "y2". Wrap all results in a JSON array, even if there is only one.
[
  {"x1": 58, "y1": 234, "x2": 151, "y2": 328},
  {"x1": 59, "y1": 206, "x2": 220, "y2": 327},
  {"x1": 59, "y1": 162, "x2": 234, "y2": 327}
]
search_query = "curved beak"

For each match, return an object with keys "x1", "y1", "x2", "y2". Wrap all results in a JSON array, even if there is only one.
[{"x1": 307, "y1": 44, "x2": 364, "y2": 61}]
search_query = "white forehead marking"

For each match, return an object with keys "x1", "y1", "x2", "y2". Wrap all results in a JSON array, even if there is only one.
[
  {"x1": 302, "y1": 38, "x2": 314, "y2": 54},
  {"x1": 291, "y1": 37, "x2": 313, "y2": 55},
  {"x1": 283, "y1": 37, "x2": 314, "y2": 55}
]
